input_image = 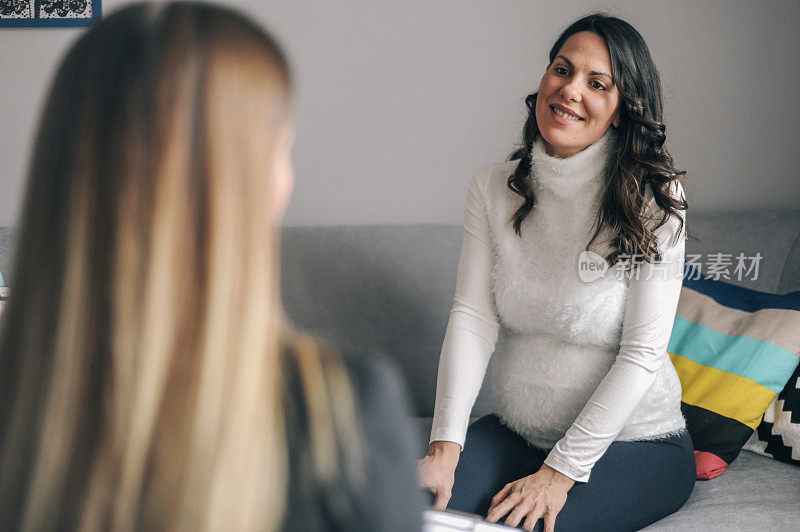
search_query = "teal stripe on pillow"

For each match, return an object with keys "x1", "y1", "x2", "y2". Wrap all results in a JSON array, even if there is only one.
[{"x1": 669, "y1": 316, "x2": 799, "y2": 393}]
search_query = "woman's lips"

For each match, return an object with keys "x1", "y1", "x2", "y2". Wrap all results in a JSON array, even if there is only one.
[{"x1": 550, "y1": 104, "x2": 584, "y2": 125}]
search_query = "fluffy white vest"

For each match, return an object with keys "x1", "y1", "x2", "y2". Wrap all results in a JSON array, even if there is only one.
[{"x1": 484, "y1": 128, "x2": 685, "y2": 449}]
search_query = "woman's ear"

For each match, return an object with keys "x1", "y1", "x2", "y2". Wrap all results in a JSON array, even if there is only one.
[{"x1": 271, "y1": 121, "x2": 295, "y2": 223}]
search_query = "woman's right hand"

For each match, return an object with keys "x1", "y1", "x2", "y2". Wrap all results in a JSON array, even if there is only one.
[{"x1": 417, "y1": 440, "x2": 461, "y2": 510}]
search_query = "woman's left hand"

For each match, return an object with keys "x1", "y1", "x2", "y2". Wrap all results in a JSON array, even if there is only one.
[{"x1": 485, "y1": 463, "x2": 575, "y2": 532}]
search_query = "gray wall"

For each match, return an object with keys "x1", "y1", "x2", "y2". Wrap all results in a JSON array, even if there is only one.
[{"x1": 1, "y1": 0, "x2": 798, "y2": 229}]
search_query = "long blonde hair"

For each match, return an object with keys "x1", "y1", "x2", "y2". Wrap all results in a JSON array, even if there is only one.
[{"x1": 0, "y1": 2, "x2": 363, "y2": 530}]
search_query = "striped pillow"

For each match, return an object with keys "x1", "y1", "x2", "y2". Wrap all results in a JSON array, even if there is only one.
[{"x1": 668, "y1": 267, "x2": 800, "y2": 480}]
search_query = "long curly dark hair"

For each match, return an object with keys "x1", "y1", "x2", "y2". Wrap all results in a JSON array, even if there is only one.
[{"x1": 507, "y1": 12, "x2": 687, "y2": 266}]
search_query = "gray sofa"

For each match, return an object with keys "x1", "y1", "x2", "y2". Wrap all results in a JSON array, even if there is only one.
[
  {"x1": 1, "y1": 211, "x2": 798, "y2": 530},
  {"x1": 278, "y1": 211, "x2": 800, "y2": 531}
]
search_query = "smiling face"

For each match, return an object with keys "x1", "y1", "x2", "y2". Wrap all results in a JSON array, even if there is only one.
[{"x1": 535, "y1": 31, "x2": 622, "y2": 158}]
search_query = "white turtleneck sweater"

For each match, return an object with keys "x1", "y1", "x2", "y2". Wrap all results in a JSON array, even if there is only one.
[{"x1": 429, "y1": 127, "x2": 688, "y2": 483}]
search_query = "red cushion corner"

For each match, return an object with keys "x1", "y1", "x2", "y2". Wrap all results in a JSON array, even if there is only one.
[{"x1": 693, "y1": 450, "x2": 728, "y2": 480}]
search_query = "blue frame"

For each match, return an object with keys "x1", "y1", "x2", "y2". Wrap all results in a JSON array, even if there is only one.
[{"x1": 0, "y1": 0, "x2": 101, "y2": 27}]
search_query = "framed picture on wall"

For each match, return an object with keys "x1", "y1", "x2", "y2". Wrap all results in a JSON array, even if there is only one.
[{"x1": 0, "y1": 0, "x2": 101, "y2": 27}]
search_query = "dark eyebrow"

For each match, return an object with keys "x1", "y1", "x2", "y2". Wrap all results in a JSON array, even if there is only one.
[{"x1": 555, "y1": 55, "x2": 612, "y2": 81}]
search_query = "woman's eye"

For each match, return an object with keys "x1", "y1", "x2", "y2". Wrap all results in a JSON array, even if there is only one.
[
  {"x1": 554, "y1": 66, "x2": 568, "y2": 76},
  {"x1": 590, "y1": 80, "x2": 607, "y2": 91}
]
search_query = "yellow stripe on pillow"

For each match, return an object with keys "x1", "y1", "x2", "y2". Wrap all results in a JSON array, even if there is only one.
[{"x1": 669, "y1": 351, "x2": 777, "y2": 429}]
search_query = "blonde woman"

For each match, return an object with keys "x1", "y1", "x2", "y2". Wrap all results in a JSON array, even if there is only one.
[{"x1": 0, "y1": 2, "x2": 422, "y2": 530}]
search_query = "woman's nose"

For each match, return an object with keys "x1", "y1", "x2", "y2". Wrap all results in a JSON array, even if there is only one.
[{"x1": 559, "y1": 78, "x2": 582, "y2": 102}]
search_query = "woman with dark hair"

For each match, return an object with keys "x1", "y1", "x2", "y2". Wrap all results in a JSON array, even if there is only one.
[
  {"x1": 418, "y1": 13, "x2": 694, "y2": 532},
  {"x1": 0, "y1": 2, "x2": 422, "y2": 530}
]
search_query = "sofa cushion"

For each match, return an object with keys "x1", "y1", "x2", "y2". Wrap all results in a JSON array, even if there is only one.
[
  {"x1": 641, "y1": 449, "x2": 800, "y2": 530},
  {"x1": 682, "y1": 210, "x2": 800, "y2": 293},
  {"x1": 280, "y1": 224, "x2": 495, "y2": 419}
]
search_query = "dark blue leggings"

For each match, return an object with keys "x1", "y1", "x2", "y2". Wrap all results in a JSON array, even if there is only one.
[{"x1": 447, "y1": 414, "x2": 695, "y2": 531}]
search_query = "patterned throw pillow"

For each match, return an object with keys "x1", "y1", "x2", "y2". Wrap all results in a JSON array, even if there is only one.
[
  {"x1": 742, "y1": 361, "x2": 800, "y2": 466},
  {"x1": 668, "y1": 267, "x2": 800, "y2": 479}
]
